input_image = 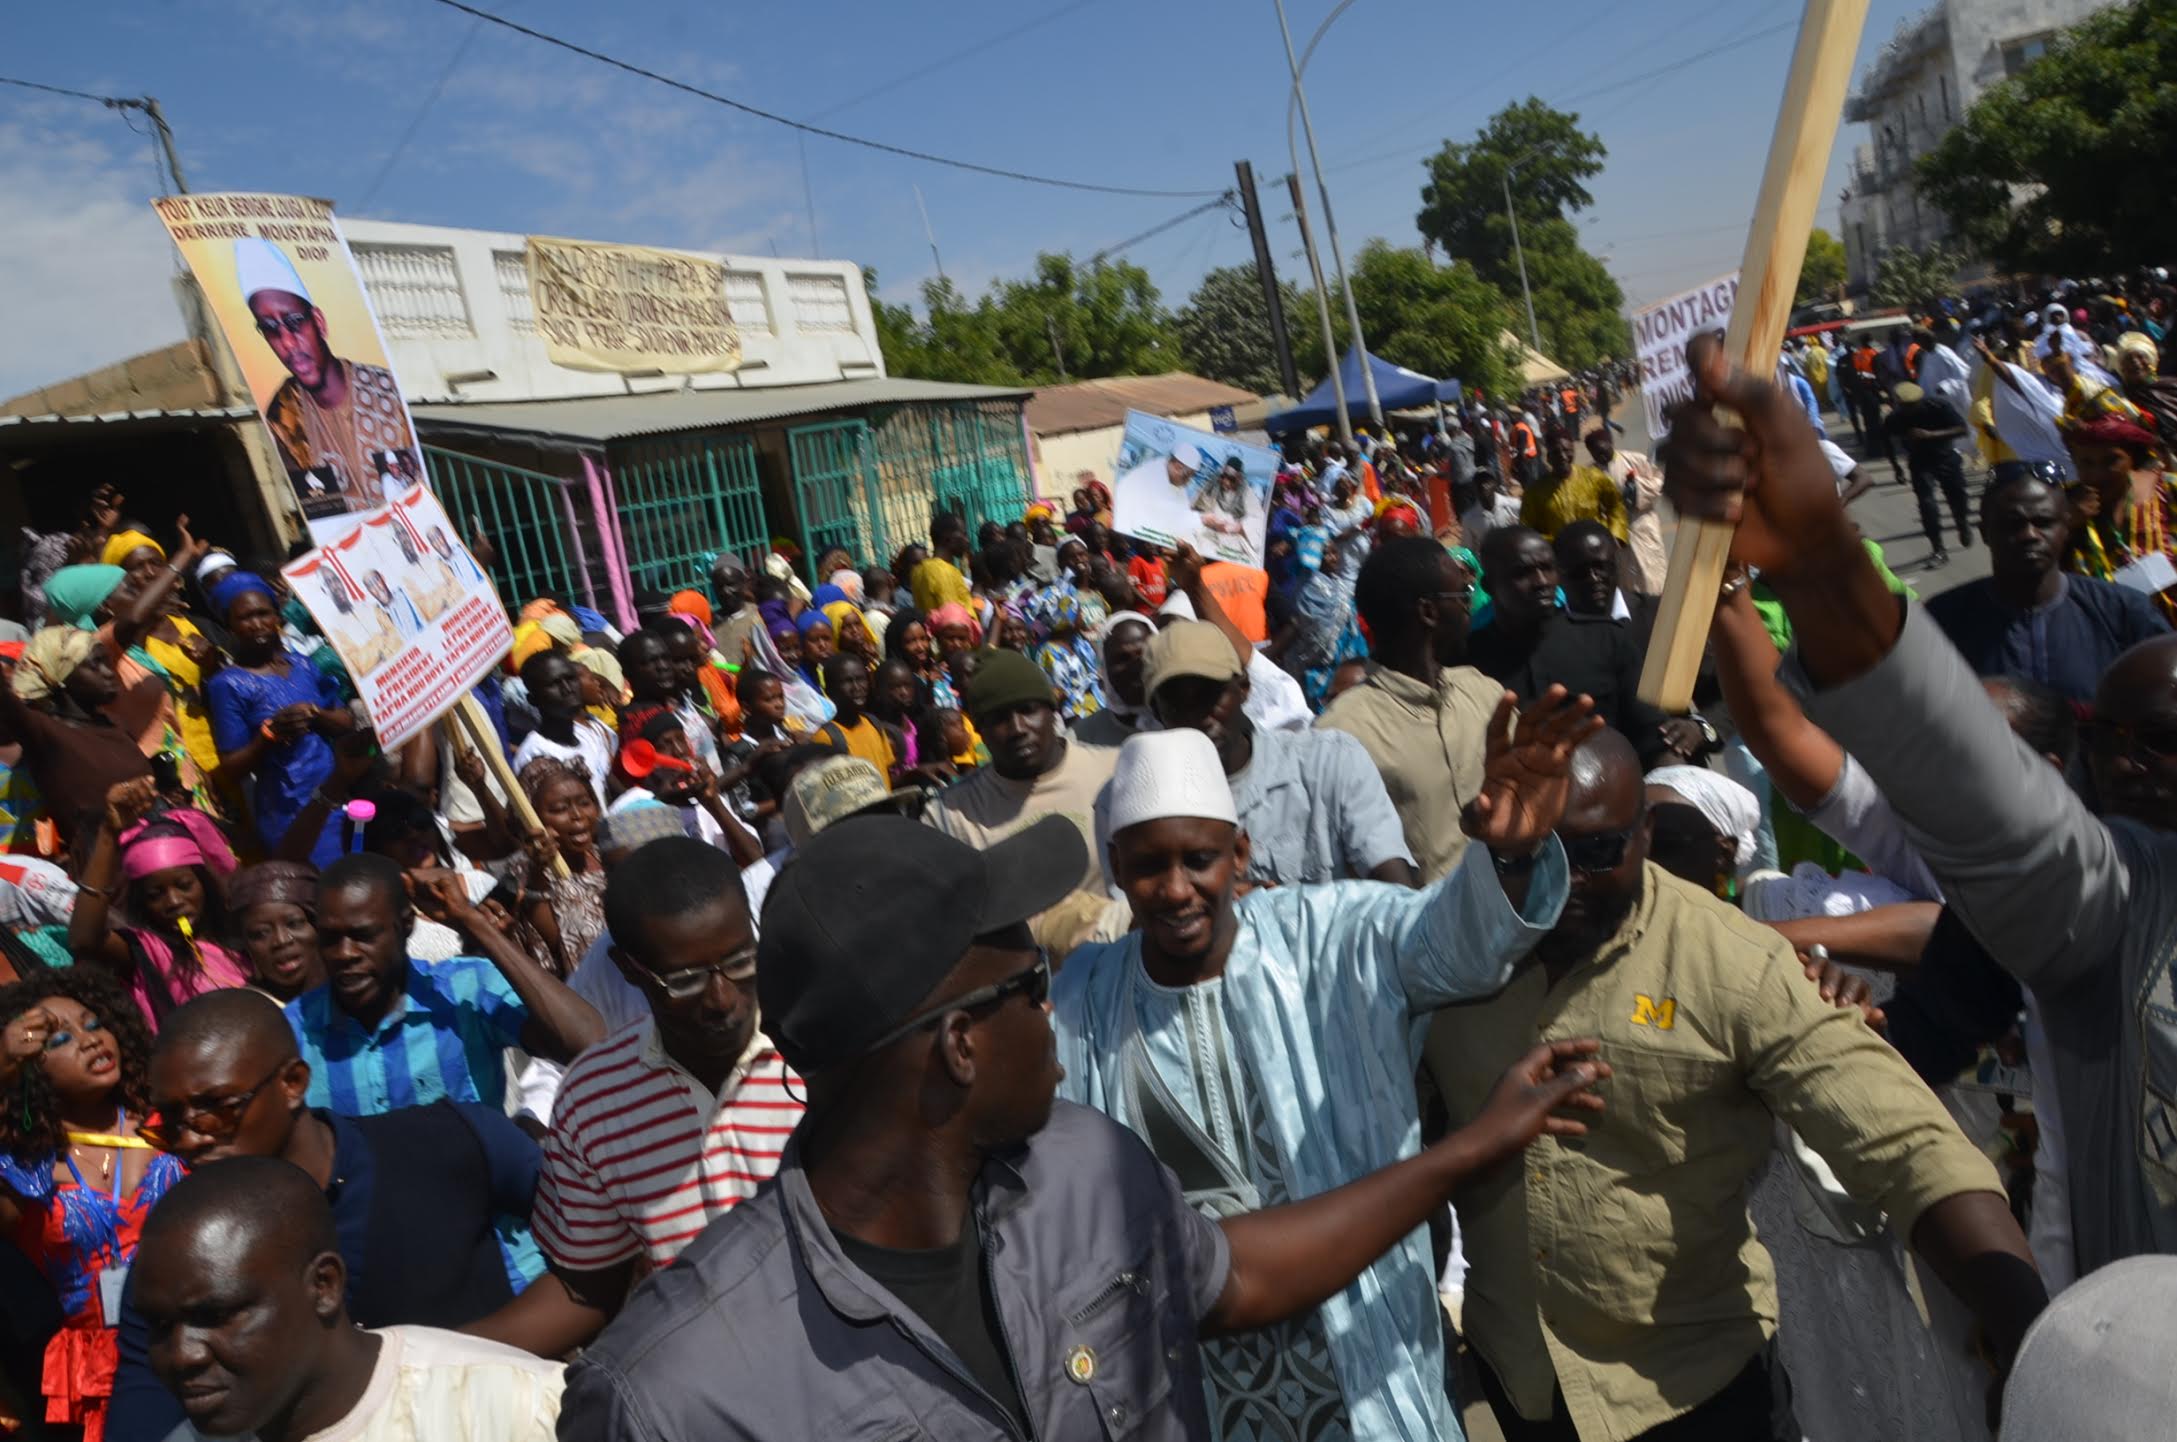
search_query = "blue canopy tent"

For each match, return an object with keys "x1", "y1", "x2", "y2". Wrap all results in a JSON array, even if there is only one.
[{"x1": 1265, "y1": 347, "x2": 1462, "y2": 434}]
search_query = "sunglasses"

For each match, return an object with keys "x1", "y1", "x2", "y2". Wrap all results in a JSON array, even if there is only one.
[
  {"x1": 141, "y1": 1059, "x2": 291, "y2": 1150},
  {"x1": 2083, "y1": 719, "x2": 2177, "y2": 762},
  {"x1": 1557, "y1": 822, "x2": 1642, "y2": 874},
  {"x1": 637, "y1": 945, "x2": 759, "y2": 1003},
  {"x1": 254, "y1": 311, "x2": 313, "y2": 339},
  {"x1": 860, "y1": 950, "x2": 1052, "y2": 1056}
]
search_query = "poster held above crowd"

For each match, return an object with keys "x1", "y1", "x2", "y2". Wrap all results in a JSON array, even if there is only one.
[
  {"x1": 154, "y1": 191, "x2": 510, "y2": 750},
  {"x1": 1108, "y1": 409, "x2": 1275, "y2": 567},
  {"x1": 1630, "y1": 272, "x2": 1740, "y2": 444}
]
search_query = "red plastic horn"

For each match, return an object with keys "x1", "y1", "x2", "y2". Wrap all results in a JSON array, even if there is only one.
[{"x1": 619, "y1": 737, "x2": 693, "y2": 779}]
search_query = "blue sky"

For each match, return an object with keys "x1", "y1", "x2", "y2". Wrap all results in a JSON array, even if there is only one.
[{"x1": 2, "y1": 0, "x2": 1932, "y2": 398}]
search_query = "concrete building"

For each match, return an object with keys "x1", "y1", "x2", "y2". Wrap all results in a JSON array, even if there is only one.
[
  {"x1": 1025, "y1": 373, "x2": 1257, "y2": 499},
  {"x1": 3, "y1": 221, "x2": 1032, "y2": 625},
  {"x1": 1838, "y1": 0, "x2": 2115, "y2": 291},
  {"x1": 340, "y1": 219, "x2": 887, "y2": 403}
]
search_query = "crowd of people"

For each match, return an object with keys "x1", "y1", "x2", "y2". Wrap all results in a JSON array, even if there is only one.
[{"x1": 0, "y1": 271, "x2": 2171, "y2": 1442}]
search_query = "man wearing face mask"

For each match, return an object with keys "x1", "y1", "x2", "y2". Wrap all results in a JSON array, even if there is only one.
[{"x1": 1423, "y1": 727, "x2": 2043, "y2": 1442}]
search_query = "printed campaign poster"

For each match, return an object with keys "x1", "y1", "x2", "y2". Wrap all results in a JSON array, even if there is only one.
[
  {"x1": 1109, "y1": 410, "x2": 1275, "y2": 567},
  {"x1": 153, "y1": 192, "x2": 509, "y2": 749},
  {"x1": 1630, "y1": 271, "x2": 1739, "y2": 442}
]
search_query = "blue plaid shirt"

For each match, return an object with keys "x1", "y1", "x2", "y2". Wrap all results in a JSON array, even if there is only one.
[
  {"x1": 286, "y1": 958, "x2": 526, "y2": 1115},
  {"x1": 285, "y1": 958, "x2": 544, "y2": 1290}
]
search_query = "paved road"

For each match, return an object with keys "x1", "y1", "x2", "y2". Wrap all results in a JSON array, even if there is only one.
[{"x1": 1608, "y1": 389, "x2": 1992, "y2": 603}]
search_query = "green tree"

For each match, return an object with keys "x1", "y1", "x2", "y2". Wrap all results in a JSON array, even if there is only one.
[
  {"x1": 862, "y1": 267, "x2": 1021, "y2": 385},
  {"x1": 1797, "y1": 228, "x2": 1847, "y2": 306},
  {"x1": 1414, "y1": 98, "x2": 1628, "y2": 369},
  {"x1": 863, "y1": 257, "x2": 1183, "y2": 386},
  {"x1": 1175, "y1": 264, "x2": 1300, "y2": 396},
  {"x1": 1870, "y1": 244, "x2": 1966, "y2": 311},
  {"x1": 1289, "y1": 242, "x2": 1520, "y2": 401},
  {"x1": 987, "y1": 254, "x2": 1181, "y2": 383},
  {"x1": 1917, "y1": 0, "x2": 2177, "y2": 274}
]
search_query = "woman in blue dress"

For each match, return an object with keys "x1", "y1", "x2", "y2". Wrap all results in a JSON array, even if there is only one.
[{"x1": 204, "y1": 572, "x2": 357, "y2": 867}]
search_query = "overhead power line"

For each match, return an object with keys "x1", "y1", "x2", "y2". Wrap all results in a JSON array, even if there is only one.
[
  {"x1": 1326, "y1": 17, "x2": 1798, "y2": 176},
  {"x1": 1087, "y1": 193, "x2": 1238, "y2": 266},
  {"x1": 356, "y1": 16, "x2": 486, "y2": 211},
  {"x1": 0, "y1": 74, "x2": 124, "y2": 106},
  {"x1": 809, "y1": 0, "x2": 1102, "y2": 122},
  {"x1": 422, "y1": 0, "x2": 1221, "y2": 199}
]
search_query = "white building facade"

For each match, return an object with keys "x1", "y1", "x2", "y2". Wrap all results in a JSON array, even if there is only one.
[
  {"x1": 1839, "y1": 0, "x2": 2117, "y2": 291},
  {"x1": 340, "y1": 218, "x2": 886, "y2": 403}
]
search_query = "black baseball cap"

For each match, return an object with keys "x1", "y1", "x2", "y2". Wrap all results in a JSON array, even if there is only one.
[{"x1": 757, "y1": 814, "x2": 1086, "y2": 1073}]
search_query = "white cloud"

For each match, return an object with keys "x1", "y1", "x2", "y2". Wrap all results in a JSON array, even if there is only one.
[{"x1": 0, "y1": 107, "x2": 188, "y2": 401}]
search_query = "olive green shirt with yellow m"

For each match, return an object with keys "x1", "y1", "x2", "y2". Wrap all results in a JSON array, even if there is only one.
[{"x1": 1426, "y1": 865, "x2": 2002, "y2": 1442}]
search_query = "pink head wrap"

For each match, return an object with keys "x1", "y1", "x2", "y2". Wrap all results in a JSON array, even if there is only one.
[{"x1": 118, "y1": 809, "x2": 239, "y2": 881}]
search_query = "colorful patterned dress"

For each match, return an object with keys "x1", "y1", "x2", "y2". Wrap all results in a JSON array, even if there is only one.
[
  {"x1": 2065, "y1": 471, "x2": 2177, "y2": 622},
  {"x1": 0, "y1": 1141, "x2": 185, "y2": 1442}
]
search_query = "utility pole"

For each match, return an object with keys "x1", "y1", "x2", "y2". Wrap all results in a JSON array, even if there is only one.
[
  {"x1": 1234, "y1": 162, "x2": 1299, "y2": 399},
  {"x1": 139, "y1": 97, "x2": 189, "y2": 192},
  {"x1": 1288, "y1": 173, "x2": 1353, "y2": 449},
  {"x1": 1273, "y1": 0, "x2": 1382, "y2": 431},
  {"x1": 1503, "y1": 161, "x2": 1543, "y2": 354},
  {"x1": 913, "y1": 185, "x2": 947, "y2": 285},
  {"x1": 1046, "y1": 313, "x2": 1069, "y2": 381}
]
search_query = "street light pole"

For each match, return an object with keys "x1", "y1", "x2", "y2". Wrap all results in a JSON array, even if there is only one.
[
  {"x1": 1503, "y1": 163, "x2": 1542, "y2": 355},
  {"x1": 1275, "y1": 0, "x2": 1383, "y2": 434},
  {"x1": 1287, "y1": 174, "x2": 1353, "y2": 449}
]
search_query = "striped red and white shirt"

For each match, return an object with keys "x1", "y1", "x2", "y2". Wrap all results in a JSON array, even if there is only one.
[{"x1": 533, "y1": 1020, "x2": 803, "y2": 1272}]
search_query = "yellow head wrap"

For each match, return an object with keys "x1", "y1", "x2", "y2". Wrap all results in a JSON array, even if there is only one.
[{"x1": 100, "y1": 530, "x2": 164, "y2": 568}]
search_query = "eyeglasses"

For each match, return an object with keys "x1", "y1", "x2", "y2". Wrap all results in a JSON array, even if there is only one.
[
  {"x1": 140, "y1": 1059, "x2": 291, "y2": 1149},
  {"x1": 636, "y1": 945, "x2": 759, "y2": 1003},
  {"x1": 860, "y1": 950, "x2": 1053, "y2": 1056},
  {"x1": 254, "y1": 311, "x2": 312, "y2": 339},
  {"x1": 2083, "y1": 719, "x2": 2177, "y2": 762},
  {"x1": 1557, "y1": 822, "x2": 1642, "y2": 874}
]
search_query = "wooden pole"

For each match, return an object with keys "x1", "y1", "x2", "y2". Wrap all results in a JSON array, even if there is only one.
[
  {"x1": 1636, "y1": 0, "x2": 1871, "y2": 711},
  {"x1": 449, "y1": 693, "x2": 569, "y2": 880}
]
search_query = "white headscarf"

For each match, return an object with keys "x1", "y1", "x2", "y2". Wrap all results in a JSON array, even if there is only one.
[
  {"x1": 1645, "y1": 765, "x2": 1761, "y2": 871},
  {"x1": 1095, "y1": 610, "x2": 1155, "y2": 720}
]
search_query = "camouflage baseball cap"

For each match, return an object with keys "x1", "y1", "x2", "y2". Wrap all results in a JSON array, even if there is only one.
[{"x1": 782, "y1": 754, "x2": 926, "y2": 847}]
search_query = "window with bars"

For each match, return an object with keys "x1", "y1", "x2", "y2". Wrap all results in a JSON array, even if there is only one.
[
  {"x1": 352, "y1": 244, "x2": 474, "y2": 340},
  {"x1": 723, "y1": 271, "x2": 772, "y2": 333},
  {"x1": 493, "y1": 251, "x2": 536, "y2": 334},
  {"x1": 787, "y1": 272, "x2": 855, "y2": 333}
]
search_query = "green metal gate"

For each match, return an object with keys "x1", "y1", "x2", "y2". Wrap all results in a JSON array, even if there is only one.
[
  {"x1": 870, "y1": 400, "x2": 1031, "y2": 552},
  {"x1": 423, "y1": 446, "x2": 582, "y2": 607},
  {"x1": 787, "y1": 420, "x2": 885, "y2": 568},
  {"x1": 610, "y1": 432, "x2": 768, "y2": 595}
]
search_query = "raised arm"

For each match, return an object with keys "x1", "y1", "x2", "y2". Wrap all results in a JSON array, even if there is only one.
[
  {"x1": 1167, "y1": 544, "x2": 1252, "y2": 673},
  {"x1": 1388, "y1": 687, "x2": 1594, "y2": 1004},
  {"x1": 107, "y1": 532, "x2": 209, "y2": 653},
  {"x1": 1662, "y1": 334, "x2": 2130, "y2": 994},
  {"x1": 1208, "y1": 1039, "x2": 1604, "y2": 1335},
  {"x1": 1708, "y1": 578, "x2": 1844, "y2": 811},
  {"x1": 412, "y1": 872, "x2": 605, "y2": 1062},
  {"x1": 67, "y1": 780, "x2": 155, "y2": 969}
]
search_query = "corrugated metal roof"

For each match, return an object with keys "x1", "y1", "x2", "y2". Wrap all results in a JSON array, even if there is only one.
[
  {"x1": 411, "y1": 376, "x2": 1030, "y2": 446},
  {"x1": 1025, "y1": 373, "x2": 1259, "y2": 437},
  {"x1": 0, "y1": 405, "x2": 256, "y2": 429}
]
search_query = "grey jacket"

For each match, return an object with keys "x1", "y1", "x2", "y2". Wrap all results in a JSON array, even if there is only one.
[
  {"x1": 557, "y1": 1100, "x2": 1231, "y2": 1441},
  {"x1": 1797, "y1": 602, "x2": 2177, "y2": 1272}
]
